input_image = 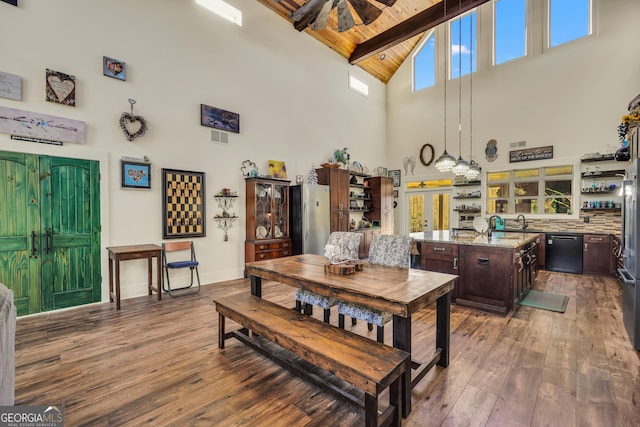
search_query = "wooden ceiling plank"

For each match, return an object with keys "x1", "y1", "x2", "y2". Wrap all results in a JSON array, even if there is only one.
[{"x1": 349, "y1": 0, "x2": 490, "y2": 64}]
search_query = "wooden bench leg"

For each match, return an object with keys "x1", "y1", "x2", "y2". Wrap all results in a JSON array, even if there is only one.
[
  {"x1": 218, "y1": 313, "x2": 225, "y2": 349},
  {"x1": 364, "y1": 393, "x2": 378, "y2": 427}
]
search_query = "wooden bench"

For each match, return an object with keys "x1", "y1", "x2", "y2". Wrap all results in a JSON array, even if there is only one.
[{"x1": 215, "y1": 293, "x2": 410, "y2": 427}]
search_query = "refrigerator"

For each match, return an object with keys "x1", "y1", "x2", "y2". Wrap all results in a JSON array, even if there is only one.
[
  {"x1": 289, "y1": 184, "x2": 331, "y2": 256},
  {"x1": 619, "y1": 159, "x2": 640, "y2": 349}
]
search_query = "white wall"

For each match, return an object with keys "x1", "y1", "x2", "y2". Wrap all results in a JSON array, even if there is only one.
[
  {"x1": 0, "y1": 0, "x2": 387, "y2": 300},
  {"x1": 386, "y1": 0, "x2": 640, "y2": 232}
]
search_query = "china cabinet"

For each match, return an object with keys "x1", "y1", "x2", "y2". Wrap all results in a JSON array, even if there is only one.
[{"x1": 245, "y1": 177, "x2": 291, "y2": 264}]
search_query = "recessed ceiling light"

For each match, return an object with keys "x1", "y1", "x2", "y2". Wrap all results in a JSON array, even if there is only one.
[
  {"x1": 380, "y1": 53, "x2": 386, "y2": 60},
  {"x1": 196, "y1": 0, "x2": 242, "y2": 26}
]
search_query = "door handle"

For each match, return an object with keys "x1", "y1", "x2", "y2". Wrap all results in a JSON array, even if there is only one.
[
  {"x1": 453, "y1": 257, "x2": 458, "y2": 270},
  {"x1": 46, "y1": 229, "x2": 52, "y2": 254},
  {"x1": 477, "y1": 257, "x2": 489, "y2": 265},
  {"x1": 31, "y1": 231, "x2": 37, "y2": 255}
]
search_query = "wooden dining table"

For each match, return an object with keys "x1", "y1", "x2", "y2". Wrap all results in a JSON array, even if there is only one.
[{"x1": 245, "y1": 253, "x2": 457, "y2": 417}]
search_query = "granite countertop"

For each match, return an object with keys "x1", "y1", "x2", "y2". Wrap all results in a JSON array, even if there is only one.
[{"x1": 410, "y1": 231, "x2": 538, "y2": 249}]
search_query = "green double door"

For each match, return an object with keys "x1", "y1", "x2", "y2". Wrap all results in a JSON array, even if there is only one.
[{"x1": 0, "y1": 151, "x2": 101, "y2": 315}]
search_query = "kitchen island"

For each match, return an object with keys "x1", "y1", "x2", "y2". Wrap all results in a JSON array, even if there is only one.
[{"x1": 410, "y1": 231, "x2": 540, "y2": 316}]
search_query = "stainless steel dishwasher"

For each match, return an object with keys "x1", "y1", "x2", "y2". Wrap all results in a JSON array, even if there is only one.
[{"x1": 545, "y1": 233, "x2": 583, "y2": 274}]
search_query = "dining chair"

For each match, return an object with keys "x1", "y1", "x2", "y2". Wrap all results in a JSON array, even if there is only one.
[
  {"x1": 338, "y1": 234, "x2": 413, "y2": 343},
  {"x1": 295, "y1": 231, "x2": 362, "y2": 323},
  {"x1": 162, "y1": 241, "x2": 201, "y2": 297}
]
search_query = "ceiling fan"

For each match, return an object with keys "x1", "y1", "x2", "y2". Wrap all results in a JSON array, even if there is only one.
[{"x1": 290, "y1": 0, "x2": 396, "y2": 32}]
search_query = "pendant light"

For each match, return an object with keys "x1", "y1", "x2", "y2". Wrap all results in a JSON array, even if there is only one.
[
  {"x1": 452, "y1": 7, "x2": 469, "y2": 177},
  {"x1": 434, "y1": 7, "x2": 456, "y2": 173},
  {"x1": 465, "y1": 12, "x2": 481, "y2": 181}
]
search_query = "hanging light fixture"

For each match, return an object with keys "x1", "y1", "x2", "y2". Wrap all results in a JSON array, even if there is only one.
[
  {"x1": 465, "y1": 12, "x2": 481, "y2": 181},
  {"x1": 435, "y1": 3, "x2": 456, "y2": 173},
  {"x1": 452, "y1": 6, "x2": 469, "y2": 177}
]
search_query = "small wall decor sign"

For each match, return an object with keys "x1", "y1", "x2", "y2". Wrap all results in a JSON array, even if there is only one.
[
  {"x1": 509, "y1": 146, "x2": 554, "y2": 163},
  {"x1": 121, "y1": 160, "x2": 151, "y2": 189},
  {"x1": 0, "y1": 105, "x2": 85, "y2": 144},
  {"x1": 268, "y1": 160, "x2": 287, "y2": 179},
  {"x1": 103, "y1": 56, "x2": 126, "y2": 81},
  {"x1": 0, "y1": 71, "x2": 21, "y2": 100},
  {"x1": 201, "y1": 104, "x2": 239, "y2": 133},
  {"x1": 485, "y1": 139, "x2": 498, "y2": 162},
  {"x1": 388, "y1": 169, "x2": 401, "y2": 187},
  {"x1": 46, "y1": 69, "x2": 76, "y2": 106},
  {"x1": 1, "y1": 0, "x2": 18, "y2": 6}
]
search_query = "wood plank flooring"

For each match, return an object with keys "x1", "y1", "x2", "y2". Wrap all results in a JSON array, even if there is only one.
[{"x1": 13, "y1": 271, "x2": 640, "y2": 426}]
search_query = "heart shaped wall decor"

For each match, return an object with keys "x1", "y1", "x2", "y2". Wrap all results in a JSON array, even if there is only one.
[{"x1": 119, "y1": 112, "x2": 148, "y2": 142}]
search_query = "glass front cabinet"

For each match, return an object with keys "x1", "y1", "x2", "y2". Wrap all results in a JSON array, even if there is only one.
[{"x1": 245, "y1": 177, "x2": 291, "y2": 264}]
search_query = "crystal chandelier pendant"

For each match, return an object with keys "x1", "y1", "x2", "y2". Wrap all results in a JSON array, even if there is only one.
[
  {"x1": 452, "y1": 156, "x2": 469, "y2": 176},
  {"x1": 465, "y1": 160, "x2": 481, "y2": 180},
  {"x1": 435, "y1": 151, "x2": 456, "y2": 172}
]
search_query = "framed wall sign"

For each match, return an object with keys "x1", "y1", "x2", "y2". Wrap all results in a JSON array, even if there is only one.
[
  {"x1": 200, "y1": 104, "x2": 240, "y2": 133},
  {"x1": 509, "y1": 146, "x2": 554, "y2": 163},
  {"x1": 388, "y1": 169, "x2": 401, "y2": 187},
  {"x1": 162, "y1": 168, "x2": 206, "y2": 239},
  {"x1": 103, "y1": 56, "x2": 126, "y2": 81},
  {"x1": 46, "y1": 69, "x2": 76, "y2": 106},
  {"x1": 121, "y1": 160, "x2": 151, "y2": 189}
]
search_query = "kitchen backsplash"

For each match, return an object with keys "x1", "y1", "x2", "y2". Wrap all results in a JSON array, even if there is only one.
[{"x1": 459, "y1": 211, "x2": 621, "y2": 237}]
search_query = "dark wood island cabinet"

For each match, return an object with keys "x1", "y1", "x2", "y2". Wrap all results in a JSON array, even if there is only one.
[{"x1": 412, "y1": 231, "x2": 538, "y2": 317}]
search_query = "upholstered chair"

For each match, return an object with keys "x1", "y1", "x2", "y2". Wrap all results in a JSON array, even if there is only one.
[
  {"x1": 338, "y1": 234, "x2": 413, "y2": 343},
  {"x1": 295, "y1": 231, "x2": 362, "y2": 323}
]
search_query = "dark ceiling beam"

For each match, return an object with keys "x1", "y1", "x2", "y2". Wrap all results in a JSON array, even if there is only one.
[{"x1": 349, "y1": 0, "x2": 491, "y2": 64}]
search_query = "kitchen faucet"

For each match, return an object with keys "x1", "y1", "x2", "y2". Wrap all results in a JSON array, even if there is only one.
[
  {"x1": 487, "y1": 215, "x2": 504, "y2": 236},
  {"x1": 516, "y1": 214, "x2": 528, "y2": 230}
]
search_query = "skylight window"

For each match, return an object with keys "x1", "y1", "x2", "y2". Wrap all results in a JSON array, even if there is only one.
[
  {"x1": 196, "y1": 0, "x2": 242, "y2": 26},
  {"x1": 349, "y1": 74, "x2": 369, "y2": 97},
  {"x1": 413, "y1": 31, "x2": 436, "y2": 91},
  {"x1": 494, "y1": 0, "x2": 527, "y2": 65},
  {"x1": 549, "y1": 0, "x2": 590, "y2": 47}
]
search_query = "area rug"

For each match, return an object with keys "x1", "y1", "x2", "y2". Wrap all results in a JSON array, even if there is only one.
[{"x1": 518, "y1": 289, "x2": 569, "y2": 313}]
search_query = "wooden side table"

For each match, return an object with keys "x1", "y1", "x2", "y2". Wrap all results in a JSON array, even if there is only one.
[{"x1": 107, "y1": 244, "x2": 163, "y2": 310}]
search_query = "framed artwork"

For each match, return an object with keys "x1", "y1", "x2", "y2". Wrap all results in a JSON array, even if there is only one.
[
  {"x1": 268, "y1": 160, "x2": 287, "y2": 179},
  {"x1": 103, "y1": 56, "x2": 126, "y2": 81},
  {"x1": 200, "y1": 104, "x2": 240, "y2": 133},
  {"x1": 121, "y1": 160, "x2": 151, "y2": 189},
  {"x1": 162, "y1": 168, "x2": 206, "y2": 239},
  {"x1": 0, "y1": 71, "x2": 21, "y2": 100},
  {"x1": 1, "y1": 0, "x2": 17, "y2": 6},
  {"x1": 46, "y1": 69, "x2": 76, "y2": 106},
  {"x1": 393, "y1": 190, "x2": 399, "y2": 198},
  {"x1": 0, "y1": 105, "x2": 85, "y2": 144},
  {"x1": 388, "y1": 169, "x2": 401, "y2": 187}
]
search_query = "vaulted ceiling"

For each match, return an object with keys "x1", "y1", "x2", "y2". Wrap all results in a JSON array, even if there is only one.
[{"x1": 257, "y1": 0, "x2": 490, "y2": 83}]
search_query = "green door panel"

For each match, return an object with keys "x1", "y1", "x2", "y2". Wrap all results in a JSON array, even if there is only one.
[
  {"x1": 0, "y1": 152, "x2": 41, "y2": 315},
  {"x1": 40, "y1": 155, "x2": 101, "y2": 311},
  {"x1": 0, "y1": 151, "x2": 100, "y2": 315}
]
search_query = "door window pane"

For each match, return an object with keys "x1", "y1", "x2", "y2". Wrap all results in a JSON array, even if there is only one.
[
  {"x1": 408, "y1": 195, "x2": 424, "y2": 232},
  {"x1": 495, "y1": 0, "x2": 526, "y2": 65},
  {"x1": 488, "y1": 183, "x2": 509, "y2": 198}
]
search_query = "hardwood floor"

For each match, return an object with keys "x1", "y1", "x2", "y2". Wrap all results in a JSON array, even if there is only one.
[{"x1": 14, "y1": 271, "x2": 640, "y2": 426}]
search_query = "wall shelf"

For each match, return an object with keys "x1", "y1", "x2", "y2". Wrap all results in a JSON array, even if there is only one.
[{"x1": 580, "y1": 154, "x2": 616, "y2": 163}]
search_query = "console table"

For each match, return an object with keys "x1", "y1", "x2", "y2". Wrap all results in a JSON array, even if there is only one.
[{"x1": 107, "y1": 244, "x2": 163, "y2": 310}]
